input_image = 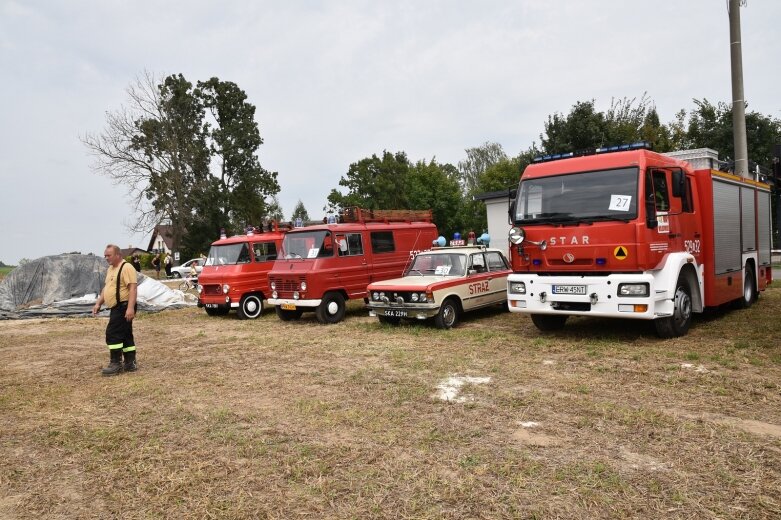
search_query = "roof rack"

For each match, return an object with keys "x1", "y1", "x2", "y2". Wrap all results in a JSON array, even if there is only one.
[{"x1": 339, "y1": 207, "x2": 433, "y2": 224}]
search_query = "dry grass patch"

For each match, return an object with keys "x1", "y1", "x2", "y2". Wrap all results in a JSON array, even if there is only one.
[{"x1": 1, "y1": 291, "x2": 781, "y2": 518}]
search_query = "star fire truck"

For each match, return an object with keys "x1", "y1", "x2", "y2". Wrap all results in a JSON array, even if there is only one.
[
  {"x1": 267, "y1": 208, "x2": 438, "y2": 324},
  {"x1": 197, "y1": 222, "x2": 289, "y2": 319},
  {"x1": 506, "y1": 143, "x2": 773, "y2": 337}
]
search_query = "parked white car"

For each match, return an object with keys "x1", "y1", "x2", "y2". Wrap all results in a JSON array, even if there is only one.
[{"x1": 170, "y1": 258, "x2": 204, "y2": 278}]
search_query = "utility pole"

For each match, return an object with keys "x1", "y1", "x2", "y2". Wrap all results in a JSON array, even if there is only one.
[{"x1": 729, "y1": 0, "x2": 749, "y2": 178}]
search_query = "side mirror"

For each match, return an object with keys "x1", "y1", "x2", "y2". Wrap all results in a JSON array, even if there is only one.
[
  {"x1": 672, "y1": 169, "x2": 686, "y2": 198},
  {"x1": 467, "y1": 269, "x2": 477, "y2": 276}
]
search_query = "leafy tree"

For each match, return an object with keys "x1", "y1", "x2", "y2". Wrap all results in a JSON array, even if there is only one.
[
  {"x1": 291, "y1": 200, "x2": 310, "y2": 222},
  {"x1": 327, "y1": 151, "x2": 410, "y2": 212},
  {"x1": 541, "y1": 100, "x2": 607, "y2": 153},
  {"x1": 407, "y1": 159, "x2": 464, "y2": 239},
  {"x1": 266, "y1": 195, "x2": 284, "y2": 222},
  {"x1": 458, "y1": 142, "x2": 507, "y2": 194}
]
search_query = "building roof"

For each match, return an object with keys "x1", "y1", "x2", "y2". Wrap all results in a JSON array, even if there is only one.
[
  {"x1": 147, "y1": 225, "x2": 174, "y2": 252},
  {"x1": 120, "y1": 247, "x2": 149, "y2": 258},
  {"x1": 473, "y1": 188, "x2": 516, "y2": 202}
]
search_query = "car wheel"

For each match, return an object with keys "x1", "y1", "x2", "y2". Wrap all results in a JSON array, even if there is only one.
[
  {"x1": 316, "y1": 292, "x2": 346, "y2": 324},
  {"x1": 173, "y1": 272, "x2": 182, "y2": 278},
  {"x1": 237, "y1": 294, "x2": 263, "y2": 320},
  {"x1": 276, "y1": 306, "x2": 304, "y2": 321},
  {"x1": 434, "y1": 298, "x2": 460, "y2": 329}
]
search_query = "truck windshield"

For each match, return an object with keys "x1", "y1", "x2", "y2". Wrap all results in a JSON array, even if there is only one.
[
  {"x1": 406, "y1": 253, "x2": 466, "y2": 276},
  {"x1": 514, "y1": 167, "x2": 639, "y2": 224},
  {"x1": 206, "y1": 243, "x2": 251, "y2": 265},
  {"x1": 280, "y1": 230, "x2": 333, "y2": 259}
]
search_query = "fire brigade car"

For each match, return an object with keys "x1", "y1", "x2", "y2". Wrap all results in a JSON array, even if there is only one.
[{"x1": 366, "y1": 246, "x2": 511, "y2": 329}]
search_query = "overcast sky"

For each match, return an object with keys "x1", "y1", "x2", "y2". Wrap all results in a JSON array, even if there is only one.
[{"x1": 1, "y1": 0, "x2": 779, "y2": 265}]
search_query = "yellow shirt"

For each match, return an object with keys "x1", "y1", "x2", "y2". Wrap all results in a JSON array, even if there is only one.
[{"x1": 102, "y1": 261, "x2": 138, "y2": 308}]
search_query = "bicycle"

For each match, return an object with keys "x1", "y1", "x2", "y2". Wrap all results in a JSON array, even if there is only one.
[{"x1": 178, "y1": 277, "x2": 200, "y2": 292}]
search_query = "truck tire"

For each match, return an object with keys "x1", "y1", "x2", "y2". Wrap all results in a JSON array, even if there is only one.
[
  {"x1": 205, "y1": 307, "x2": 229, "y2": 316},
  {"x1": 434, "y1": 298, "x2": 460, "y2": 329},
  {"x1": 316, "y1": 292, "x2": 346, "y2": 324},
  {"x1": 654, "y1": 277, "x2": 692, "y2": 338},
  {"x1": 276, "y1": 306, "x2": 304, "y2": 321},
  {"x1": 530, "y1": 314, "x2": 567, "y2": 332},
  {"x1": 237, "y1": 294, "x2": 263, "y2": 320},
  {"x1": 735, "y1": 264, "x2": 757, "y2": 309},
  {"x1": 378, "y1": 315, "x2": 401, "y2": 325}
]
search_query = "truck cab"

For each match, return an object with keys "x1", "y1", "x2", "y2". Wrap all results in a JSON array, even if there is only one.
[
  {"x1": 267, "y1": 208, "x2": 438, "y2": 324},
  {"x1": 197, "y1": 224, "x2": 288, "y2": 319}
]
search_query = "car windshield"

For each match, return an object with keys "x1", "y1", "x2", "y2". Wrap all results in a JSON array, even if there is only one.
[
  {"x1": 206, "y1": 243, "x2": 251, "y2": 265},
  {"x1": 514, "y1": 167, "x2": 639, "y2": 224},
  {"x1": 280, "y1": 230, "x2": 333, "y2": 259},
  {"x1": 406, "y1": 253, "x2": 466, "y2": 276}
]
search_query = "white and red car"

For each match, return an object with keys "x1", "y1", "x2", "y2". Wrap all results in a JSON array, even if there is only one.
[{"x1": 366, "y1": 246, "x2": 511, "y2": 328}]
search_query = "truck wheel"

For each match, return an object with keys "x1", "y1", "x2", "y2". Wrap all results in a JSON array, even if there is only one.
[
  {"x1": 316, "y1": 292, "x2": 345, "y2": 324},
  {"x1": 276, "y1": 306, "x2": 304, "y2": 321},
  {"x1": 434, "y1": 298, "x2": 459, "y2": 329},
  {"x1": 205, "y1": 307, "x2": 229, "y2": 316},
  {"x1": 736, "y1": 264, "x2": 757, "y2": 309},
  {"x1": 378, "y1": 315, "x2": 401, "y2": 325},
  {"x1": 237, "y1": 294, "x2": 263, "y2": 320},
  {"x1": 654, "y1": 278, "x2": 692, "y2": 338},
  {"x1": 530, "y1": 314, "x2": 567, "y2": 332}
]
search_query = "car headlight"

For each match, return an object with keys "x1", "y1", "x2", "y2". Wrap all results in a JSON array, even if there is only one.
[
  {"x1": 372, "y1": 292, "x2": 379, "y2": 301},
  {"x1": 270, "y1": 281, "x2": 276, "y2": 290},
  {"x1": 411, "y1": 293, "x2": 419, "y2": 302},
  {"x1": 618, "y1": 283, "x2": 649, "y2": 297},
  {"x1": 379, "y1": 292, "x2": 385, "y2": 299},
  {"x1": 197, "y1": 285, "x2": 203, "y2": 294},
  {"x1": 300, "y1": 281, "x2": 307, "y2": 291},
  {"x1": 419, "y1": 292, "x2": 427, "y2": 303},
  {"x1": 509, "y1": 281, "x2": 526, "y2": 294},
  {"x1": 509, "y1": 227, "x2": 525, "y2": 245},
  {"x1": 222, "y1": 284, "x2": 230, "y2": 294}
]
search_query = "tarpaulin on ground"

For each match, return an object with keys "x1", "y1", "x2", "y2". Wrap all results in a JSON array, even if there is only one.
[{"x1": 0, "y1": 254, "x2": 196, "y2": 319}]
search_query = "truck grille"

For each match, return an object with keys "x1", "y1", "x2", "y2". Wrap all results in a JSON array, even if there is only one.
[
  {"x1": 269, "y1": 276, "x2": 306, "y2": 292},
  {"x1": 202, "y1": 284, "x2": 223, "y2": 296}
]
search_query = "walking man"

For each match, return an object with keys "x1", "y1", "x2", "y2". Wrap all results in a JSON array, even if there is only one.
[{"x1": 92, "y1": 244, "x2": 139, "y2": 376}]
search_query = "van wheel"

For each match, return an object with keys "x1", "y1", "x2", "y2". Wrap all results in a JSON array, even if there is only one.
[
  {"x1": 237, "y1": 294, "x2": 263, "y2": 320},
  {"x1": 530, "y1": 314, "x2": 567, "y2": 332},
  {"x1": 654, "y1": 277, "x2": 692, "y2": 338},
  {"x1": 736, "y1": 264, "x2": 757, "y2": 309},
  {"x1": 276, "y1": 306, "x2": 304, "y2": 321},
  {"x1": 316, "y1": 292, "x2": 345, "y2": 324},
  {"x1": 434, "y1": 298, "x2": 459, "y2": 329},
  {"x1": 378, "y1": 315, "x2": 401, "y2": 325}
]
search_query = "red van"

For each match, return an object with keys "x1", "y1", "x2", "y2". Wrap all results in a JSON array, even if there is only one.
[
  {"x1": 267, "y1": 208, "x2": 438, "y2": 324},
  {"x1": 197, "y1": 224, "x2": 289, "y2": 319}
]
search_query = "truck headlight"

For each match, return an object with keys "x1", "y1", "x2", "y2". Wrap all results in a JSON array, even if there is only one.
[
  {"x1": 509, "y1": 281, "x2": 526, "y2": 294},
  {"x1": 222, "y1": 284, "x2": 230, "y2": 294},
  {"x1": 300, "y1": 281, "x2": 307, "y2": 291},
  {"x1": 509, "y1": 227, "x2": 525, "y2": 245},
  {"x1": 618, "y1": 283, "x2": 649, "y2": 297},
  {"x1": 270, "y1": 281, "x2": 276, "y2": 290}
]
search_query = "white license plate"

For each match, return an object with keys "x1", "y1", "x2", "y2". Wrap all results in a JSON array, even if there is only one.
[
  {"x1": 384, "y1": 309, "x2": 408, "y2": 317},
  {"x1": 281, "y1": 303, "x2": 297, "y2": 310},
  {"x1": 551, "y1": 284, "x2": 586, "y2": 295},
  {"x1": 205, "y1": 303, "x2": 219, "y2": 309}
]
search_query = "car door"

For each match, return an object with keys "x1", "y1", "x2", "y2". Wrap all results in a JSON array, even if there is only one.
[{"x1": 485, "y1": 251, "x2": 511, "y2": 305}]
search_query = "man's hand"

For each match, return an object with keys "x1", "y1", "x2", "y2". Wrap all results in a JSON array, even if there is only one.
[
  {"x1": 125, "y1": 306, "x2": 135, "y2": 321},
  {"x1": 92, "y1": 303, "x2": 101, "y2": 316}
]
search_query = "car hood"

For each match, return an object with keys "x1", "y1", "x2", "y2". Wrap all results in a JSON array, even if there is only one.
[{"x1": 368, "y1": 275, "x2": 452, "y2": 290}]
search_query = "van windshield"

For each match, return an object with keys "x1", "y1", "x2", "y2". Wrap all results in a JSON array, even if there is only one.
[
  {"x1": 514, "y1": 167, "x2": 639, "y2": 224},
  {"x1": 206, "y1": 243, "x2": 251, "y2": 265},
  {"x1": 280, "y1": 230, "x2": 334, "y2": 259}
]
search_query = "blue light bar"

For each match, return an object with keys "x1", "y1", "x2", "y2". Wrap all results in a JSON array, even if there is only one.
[{"x1": 534, "y1": 141, "x2": 653, "y2": 163}]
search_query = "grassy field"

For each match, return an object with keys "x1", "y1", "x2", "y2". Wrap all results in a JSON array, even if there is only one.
[{"x1": 1, "y1": 289, "x2": 780, "y2": 519}]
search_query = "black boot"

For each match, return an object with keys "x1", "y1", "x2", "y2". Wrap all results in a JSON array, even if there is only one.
[
  {"x1": 101, "y1": 349, "x2": 123, "y2": 376},
  {"x1": 123, "y1": 349, "x2": 137, "y2": 373}
]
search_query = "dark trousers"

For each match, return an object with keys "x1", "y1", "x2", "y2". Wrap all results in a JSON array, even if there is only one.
[{"x1": 106, "y1": 302, "x2": 136, "y2": 353}]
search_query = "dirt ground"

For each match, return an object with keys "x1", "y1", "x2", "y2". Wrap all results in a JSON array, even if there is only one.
[{"x1": 1, "y1": 290, "x2": 780, "y2": 519}]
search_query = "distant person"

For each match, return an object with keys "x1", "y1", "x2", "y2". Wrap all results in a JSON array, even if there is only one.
[
  {"x1": 92, "y1": 244, "x2": 138, "y2": 376},
  {"x1": 151, "y1": 253, "x2": 161, "y2": 279},
  {"x1": 164, "y1": 253, "x2": 172, "y2": 278},
  {"x1": 131, "y1": 254, "x2": 141, "y2": 272}
]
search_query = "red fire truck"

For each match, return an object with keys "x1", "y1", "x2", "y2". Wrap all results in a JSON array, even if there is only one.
[
  {"x1": 506, "y1": 143, "x2": 773, "y2": 337},
  {"x1": 197, "y1": 223, "x2": 289, "y2": 319},
  {"x1": 267, "y1": 208, "x2": 438, "y2": 324}
]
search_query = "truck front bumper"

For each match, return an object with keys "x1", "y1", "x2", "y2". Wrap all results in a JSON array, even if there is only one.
[
  {"x1": 267, "y1": 298, "x2": 322, "y2": 308},
  {"x1": 507, "y1": 273, "x2": 674, "y2": 320}
]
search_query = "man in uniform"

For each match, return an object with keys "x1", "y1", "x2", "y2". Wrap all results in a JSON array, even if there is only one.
[{"x1": 92, "y1": 244, "x2": 139, "y2": 376}]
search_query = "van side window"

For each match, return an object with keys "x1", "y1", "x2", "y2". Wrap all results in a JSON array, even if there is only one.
[
  {"x1": 236, "y1": 244, "x2": 251, "y2": 264},
  {"x1": 253, "y1": 242, "x2": 277, "y2": 262},
  {"x1": 486, "y1": 252, "x2": 508, "y2": 271},
  {"x1": 370, "y1": 231, "x2": 395, "y2": 253},
  {"x1": 338, "y1": 233, "x2": 364, "y2": 256}
]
